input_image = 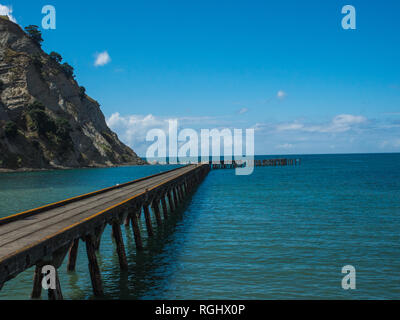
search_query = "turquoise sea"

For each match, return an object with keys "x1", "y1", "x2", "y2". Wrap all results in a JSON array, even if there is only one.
[{"x1": 0, "y1": 153, "x2": 399, "y2": 299}]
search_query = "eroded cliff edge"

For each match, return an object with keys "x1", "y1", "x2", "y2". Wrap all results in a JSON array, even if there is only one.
[{"x1": 0, "y1": 17, "x2": 145, "y2": 170}]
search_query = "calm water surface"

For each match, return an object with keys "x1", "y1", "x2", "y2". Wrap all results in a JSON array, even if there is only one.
[{"x1": 0, "y1": 154, "x2": 399, "y2": 299}]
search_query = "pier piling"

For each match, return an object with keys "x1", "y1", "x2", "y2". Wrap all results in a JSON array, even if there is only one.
[
  {"x1": 112, "y1": 222, "x2": 128, "y2": 271},
  {"x1": 161, "y1": 196, "x2": 168, "y2": 220},
  {"x1": 143, "y1": 205, "x2": 154, "y2": 237},
  {"x1": 130, "y1": 209, "x2": 143, "y2": 250},
  {"x1": 152, "y1": 200, "x2": 163, "y2": 227},
  {"x1": 31, "y1": 265, "x2": 43, "y2": 299},
  {"x1": 67, "y1": 239, "x2": 79, "y2": 272},
  {"x1": 0, "y1": 164, "x2": 210, "y2": 298},
  {"x1": 85, "y1": 235, "x2": 104, "y2": 297}
]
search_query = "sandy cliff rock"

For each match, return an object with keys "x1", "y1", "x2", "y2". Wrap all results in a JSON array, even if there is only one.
[{"x1": 0, "y1": 17, "x2": 145, "y2": 169}]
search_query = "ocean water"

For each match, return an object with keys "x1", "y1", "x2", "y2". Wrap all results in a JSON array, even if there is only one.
[{"x1": 0, "y1": 153, "x2": 399, "y2": 300}]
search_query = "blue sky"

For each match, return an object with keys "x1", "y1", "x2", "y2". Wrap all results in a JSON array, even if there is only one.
[{"x1": 2, "y1": 0, "x2": 400, "y2": 155}]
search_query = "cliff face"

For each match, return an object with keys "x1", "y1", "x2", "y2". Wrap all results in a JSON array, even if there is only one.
[{"x1": 0, "y1": 17, "x2": 145, "y2": 170}]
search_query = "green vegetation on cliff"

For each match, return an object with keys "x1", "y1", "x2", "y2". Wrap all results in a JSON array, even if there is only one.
[{"x1": 0, "y1": 16, "x2": 145, "y2": 170}]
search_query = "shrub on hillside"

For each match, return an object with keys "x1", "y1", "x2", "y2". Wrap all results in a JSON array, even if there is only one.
[
  {"x1": 4, "y1": 121, "x2": 18, "y2": 138},
  {"x1": 24, "y1": 25, "x2": 43, "y2": 46},
  {"x1": 49, "y1": 51, "x2": 62, "y2": 64},
  {"x1": 61, "y1": 63, "x2": 74, "y2": 78},
  {"x1": 79, "y1": 86, "x2": 86, "y2": 98}
]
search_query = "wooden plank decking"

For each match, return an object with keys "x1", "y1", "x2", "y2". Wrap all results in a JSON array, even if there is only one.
[{"x1": 0, "y1": 163, "x2": 210, "y2": 296}]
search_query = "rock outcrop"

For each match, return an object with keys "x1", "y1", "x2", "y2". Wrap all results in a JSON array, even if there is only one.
[{"x1": 0, "y1": 17, "x2": 145, "y2": 170}]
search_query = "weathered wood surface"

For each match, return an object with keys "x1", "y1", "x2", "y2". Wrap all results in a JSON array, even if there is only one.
[{"x1": 0, "y1": 164, "x2": 209, "y2": 290}]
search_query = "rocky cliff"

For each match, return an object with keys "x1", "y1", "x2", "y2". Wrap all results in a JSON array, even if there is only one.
[{"x1": 0, "y1": 17, "x2": 145, "y2": 170}]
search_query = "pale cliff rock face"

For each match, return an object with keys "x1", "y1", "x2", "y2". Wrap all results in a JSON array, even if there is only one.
[{"x1": 0, "y1": 17, "x2": 145, "y2": 169}]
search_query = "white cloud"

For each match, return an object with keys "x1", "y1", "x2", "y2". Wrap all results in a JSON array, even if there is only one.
[
  {"x1": 277, "y1": 90, "x2": 286, "y2": 99},
  {"x1": 276, "y1": 122, "x2": 304, "y2": 131},
  {"x1": 239, "y1": 107, "x2": 248, "y2": 114},
  {"x1": 0, "y1": 4, "x2": 17, "y2": 23},
  {"x1": 276, "y1": 114, "x2": 367, "y2": 134},
  {"x1": 94, "y1": 51, "x2": 111, "y2": 67},
  {"x1": 276, "y1": 143, "x2": 293, "y2": 149},
  {"x1": 383, "y1": 112, "x2": 400, "y2": 116},
  {"x1": 106, "y1": 111, "x2": 400, "y2": 155},
  {"x1": 381, "y1": 139, "x2": 400, "y2": 149},
  {"x1": 106, "y1": 112, "x2": 246, "y2": 155},
  {"x1": 107, "y1": 112, "x2": 169, "y2": 145},
  {"x1": 306, "y1": 114, "x2": 367, "y2": 133}
]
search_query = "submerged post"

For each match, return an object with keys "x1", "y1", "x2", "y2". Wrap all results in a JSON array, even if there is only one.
[
  {"x1": 167, "y1": 190, "x2": 175, "y2": 212},
  {"x1": 152, "y1": 199, "x2": 162, "y2": 227},
  {"x1": 85, "y1": 234, "x2": 104, "y2": 297},
  {"x1": 161, "y1": 195, "x2": 168, "y2": 220},
  {"x1": 178, "y1": 184, "x2": 184, "y2": 202},
  {"x1": 67, "y1": 239, "x2": 79, "y2": 272},
  {"x1": 173, "y1": 187, "x2": 179, "y2": 208},
  {"x1": 143, "y1": 205, "x2": 154, "y2": 237},
  {"x1": 130, "y1": 209, "x2": 143, "y2": 250},
  {"x1": 48, "y1": 269, "x2": 63, "y2": 300},
  {"x1": 112, "y1": 222, "x2": 128, "y2": 271},
  {"x1": 31, "y1": 265, "x2": 43, "y2": 299}
]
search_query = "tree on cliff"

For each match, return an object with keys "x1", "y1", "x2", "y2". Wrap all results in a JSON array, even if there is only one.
[
  {"x1": 61, "y1": 62, "x2": 75, "y2": 78},
  {"x1": 49, "y1": 51, "x2": 62, "y2": 64},
  {"x1": 24, "y1": 25, "x2": 43, "y2": 46}
]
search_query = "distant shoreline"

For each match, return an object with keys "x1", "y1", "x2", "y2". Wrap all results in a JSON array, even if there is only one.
[
  {"x1": 0, "y1": 162, "x2": 149, "y2": 173},
  {"x1": 1, "y1": 152, "x2": 399, "y2": 173}
]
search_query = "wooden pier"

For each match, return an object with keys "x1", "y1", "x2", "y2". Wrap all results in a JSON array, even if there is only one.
[
  {"x1": 210, "y1": 158, "x2": 301, "y2": 169},
  {"x1": 0, "y1": 164, "x2": 210, "y2": 299}
]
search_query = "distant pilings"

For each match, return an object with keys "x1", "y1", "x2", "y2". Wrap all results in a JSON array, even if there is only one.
[{"x1": 209, "y1": 158, "x2": 301, "y2": 169}]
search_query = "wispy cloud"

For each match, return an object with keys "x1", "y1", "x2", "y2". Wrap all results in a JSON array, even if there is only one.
[
  {"x1": 277, "y1": 90, "x2": 287, "y2": 99},
  {"x1": 276, "y1": 122, "x2": 304, "y2": 131},
  {"x1": 383, "y1": 112, "x2": 400, "y2": 116},
  {"x1": 239, "y1": 107, "x2": 248, "y2": 114},
  {"x1": 0, "y1": 3, "x2": 17, "y2": 23},
  {"x1": 94, "y1": 51, "x2": 111, "y2": 67},
  {"x1": 107, "y1": 112, "x2": 249, "y2": 155},
  {"x1": 276, "y1": 143, "x2": 293, "y2": 149},
  {"x1": 276, "y1": 114, "x2": 367, "y2": 133},
  {"x1": 380, "y1": 139, "x2": 400, "y2": 149},
  {"x1": 107, "y1": 111, "x2": 400, "y2": 156},
  {"x1": 107, "y1": 113, "x2": 169, "y2": 147}
]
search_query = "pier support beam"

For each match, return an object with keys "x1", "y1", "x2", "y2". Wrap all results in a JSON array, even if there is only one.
[
  {"x1": 112, "y1": 222, "x2": 128, "y2": 271},
  {"x1": 31, "y1": 265, "x2": 43, "y2": 299},
  {"x1": 124, "y1": 216, "x2": 130, "y2": 227},
  {"x1": 173, "y1": 187, "x2": 179, "y2": 208},
  {"x1": 179, "y1": 184, "x2": 185, "y2": 200},
  {"x1": 85, "y1": 235, "x2": 104, "y2": 297},
  {"x1": 182, "y1": 182, "x2": 187, "y2": 197},
  {"x1": 167, "y1": 191, "x2": 175, "y2": 212},
  {"x1": 184, "y1": 181, "x2": 189, "y2": 195},
  {"x1": 67, "y1": 239, "x2": 79, "y2": 272},
  {"x1": 93, "y1": 224, "x2": 106, "y2": 252},
  {"x1": 152, "y1": 200, "x2": 162, "y2": 227},
  {"x1": 130, "y1": 210, "x2": 143, "y2": 250},
  {"x1": 48, "y1": 269, "x2": 63, "y2": 300},
  {"x1": 177, "y1": 185, "x2": 183, "y2": 202},
  {"x1": 143, "y1": 205, "x2": 154, "y2": 237},
  {"x1": 161, "y1": 196, "x2": 168, "y2": 220}
]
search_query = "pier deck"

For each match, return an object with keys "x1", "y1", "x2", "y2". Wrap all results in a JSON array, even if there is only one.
[{"x1": 0, "y1": 164, "x2": 210, "y2": 298}]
